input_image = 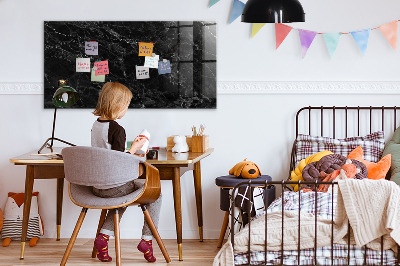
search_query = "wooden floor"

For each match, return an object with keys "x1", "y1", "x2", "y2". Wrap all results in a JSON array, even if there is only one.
[{"x1": 0, "y1": 239, "x2": 221, "y2": 265}]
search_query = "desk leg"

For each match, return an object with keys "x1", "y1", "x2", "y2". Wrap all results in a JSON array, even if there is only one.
[
  {"x1": 56, "y1": 178, "x2": 64, "y2": 241},
  {"x1": 193, "y1": 161, "x2": 203, "y2": 242},
  {"x1": 172, "y1": 167, "x2": 183, "y2": 261},
  {"x1": 20, "y1": 165, "x2": 35, "y2": 259}
]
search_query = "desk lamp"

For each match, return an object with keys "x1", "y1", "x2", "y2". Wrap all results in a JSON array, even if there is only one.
[
  {"x1": 241, "y1": 0, "x2": 305, "y2": 23},
  {"x1": 38, "y1": 80, "x2": 80, "y2": 154}
]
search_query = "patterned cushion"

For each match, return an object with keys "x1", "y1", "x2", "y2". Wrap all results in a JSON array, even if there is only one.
[{"x1": 295, "y1": 131, "x2": 385, "y2": 166}]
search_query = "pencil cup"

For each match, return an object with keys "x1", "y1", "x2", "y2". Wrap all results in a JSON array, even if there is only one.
[{"x1": 191, "y1": 135, "x2": 209, "y2": 153}]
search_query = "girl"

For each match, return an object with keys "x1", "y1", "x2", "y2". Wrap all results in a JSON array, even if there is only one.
[{"x1": 91, "y1": 82, "x2": 162, "y2": 263}]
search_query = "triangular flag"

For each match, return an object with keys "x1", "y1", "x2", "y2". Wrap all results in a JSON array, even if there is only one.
[
  {"x1": 298, "y1": 29, "x2": 317, "y2": 58},
  {"x1": 209, "y1": 0, "x2": 220, "y2": 7},
  {"x1": 351, "y1": 29, "x2": 370, "y2": 55},
  {"x1": 323, "y1": 33, "x2": 341, "y2": 58},
  {"x1": 229, "y1": 0, "x2": 245, "y2": 24},
  {"x1": 275, "y1": 23, "x2": 293, "y2": 49},
  {"x1": 251, "y1": 23, "x2": 266, "y2": 38},
  {"x1": 378, "y1": 21, "x2": 397, "y2": 50}
]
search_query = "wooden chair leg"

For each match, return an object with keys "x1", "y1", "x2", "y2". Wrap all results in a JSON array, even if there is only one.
[
  {"x1": 91, "y1": 209, "x2": 108, "y2": 258},
  {"x1": 217, "y1": 211, "x2": 230, "y2": 248},
  {"x1": 60, "y1": 208, "x2": 88, "y2": 266},
  {"x1": 114, "y1": 210, "x2": 121, "y2": 266},
  {"x1": 141, "y1": 205, "x2": 171, "y2": 263}
]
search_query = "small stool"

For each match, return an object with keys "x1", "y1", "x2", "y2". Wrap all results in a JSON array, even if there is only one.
[{"x1": 215, "y1": 175, "x2": 275, "y2": 248}]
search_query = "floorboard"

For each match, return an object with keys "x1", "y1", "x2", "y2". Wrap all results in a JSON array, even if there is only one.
[{"x1": 0, "y1": 239, "x2": 222, "y2": 265}]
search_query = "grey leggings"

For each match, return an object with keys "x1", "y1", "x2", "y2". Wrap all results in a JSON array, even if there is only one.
[{"x1": 92, "y1": 180, "x2": 162, "y2": 240}]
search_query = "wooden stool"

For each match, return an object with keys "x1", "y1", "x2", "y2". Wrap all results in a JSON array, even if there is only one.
[{"x1": 215, "y1": 175, "x2": 275, "y2": 248}]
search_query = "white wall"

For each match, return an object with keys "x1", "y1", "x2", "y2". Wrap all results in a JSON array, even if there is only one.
[{"x1": 1, "y1": 0, "x2": 400, "y2": 239}]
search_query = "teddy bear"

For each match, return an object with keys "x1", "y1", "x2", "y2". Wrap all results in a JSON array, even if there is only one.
[
  {"x1": 1, "y1": 192, "x2": 44, "y2": 247},
  {"x1": 229, "y1": 159, "x2": 261, "y2": 179},
  {"x1": 172, "y1": 135, "x2": 189, "y2": 153}
]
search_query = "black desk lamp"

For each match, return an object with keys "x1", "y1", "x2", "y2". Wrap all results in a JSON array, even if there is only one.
[
  {"x1": 241, "y1": 0, "x2": 305, "y2": 23},
  {"x1": 38, "y1": 80, "x2": 80, "y2": 154}
]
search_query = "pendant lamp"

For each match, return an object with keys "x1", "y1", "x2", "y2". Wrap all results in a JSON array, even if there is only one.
[
  {"x1": 38, "y1": 80, "x2": 80, "y2": 154},
  {"x1": 241, "y1": 0, "x2": 305, "y2": 23}
]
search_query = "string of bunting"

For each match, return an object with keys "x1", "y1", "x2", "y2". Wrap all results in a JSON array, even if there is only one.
[{"x1": 210, "y1": 0, "x2": 399, "y2": 58}]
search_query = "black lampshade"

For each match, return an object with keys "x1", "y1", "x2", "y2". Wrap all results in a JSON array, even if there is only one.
[{"x1": 241, "y1": 0, "x2": 305, "y2": 23}]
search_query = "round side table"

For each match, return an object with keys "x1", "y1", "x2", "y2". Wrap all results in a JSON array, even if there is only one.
[{"x1": 215, "y1": 175, "x2": 275, "y2": 248}]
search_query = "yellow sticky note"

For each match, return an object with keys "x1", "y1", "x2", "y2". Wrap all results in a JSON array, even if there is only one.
[{"x1": 139, "y1": 42, "x2": 154, "y2": 57}]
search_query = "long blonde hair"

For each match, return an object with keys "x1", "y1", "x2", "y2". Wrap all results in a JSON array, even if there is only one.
[{"x1": 93, "y1": 82, "x2": 133, "y2": 120}]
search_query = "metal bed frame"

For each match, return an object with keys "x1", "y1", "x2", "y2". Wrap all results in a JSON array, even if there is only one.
[{"x1": 230, "y1": 106, "x2": 400, "y2": 266}]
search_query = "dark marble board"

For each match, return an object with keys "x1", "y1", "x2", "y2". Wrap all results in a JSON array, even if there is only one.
[{"x1": 44, "y1": 21, "x2": 217, "y2": 109}]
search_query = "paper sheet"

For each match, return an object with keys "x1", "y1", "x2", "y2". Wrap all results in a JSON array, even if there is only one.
[
  {"x1": 94, "y1": 60, "x2": 109, "y2": 76},
  {"x1": 158, "y1": 60, "x2": 171, "y2": 74},
  {"x1": 76, "y1": 58, "x2": 91, "y2": 72},
  {"x1": 138, "y1": 42, "x2": 154, "y2": 56},
  {"x1": 136, "y1": 66, "x2": 150, "y2": 79},
  {"x1": 85, "y1": 41, "x2": 98, "y2": 55}
]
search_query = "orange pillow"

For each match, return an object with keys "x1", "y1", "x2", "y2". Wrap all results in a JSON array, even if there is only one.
[{"x1": 347, "y1": 146, "x2": 391, "y2": 180}]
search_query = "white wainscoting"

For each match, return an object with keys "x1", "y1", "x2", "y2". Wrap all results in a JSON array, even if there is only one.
[{"x1": 1, "y1": 81, "x2": 400, "y2": 95}]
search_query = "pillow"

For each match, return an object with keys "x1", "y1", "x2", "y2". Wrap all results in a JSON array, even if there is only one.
[
  {"x1": 382, "y1": 126, "x2": 400, "y2": 184},
  {"x1": 347, "y1": 146, "x2": 391, "y2": 180},
  {"x1": 295, "y1": 131, "x2": 385, "y2": 167}
]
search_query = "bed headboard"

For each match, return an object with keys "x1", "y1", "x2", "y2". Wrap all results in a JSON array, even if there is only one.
[{"x1": 290, "y1": 106, "x2": 400, "y2": 179}]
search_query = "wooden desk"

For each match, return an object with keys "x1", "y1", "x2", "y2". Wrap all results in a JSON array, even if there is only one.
[{"x1": 10, "y1": 147, "x2": 213, "y2": 261}]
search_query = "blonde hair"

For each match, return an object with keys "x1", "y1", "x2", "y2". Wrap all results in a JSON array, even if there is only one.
[{"x1": 93, "y1": 82, "x2": 133, "y2": 120}]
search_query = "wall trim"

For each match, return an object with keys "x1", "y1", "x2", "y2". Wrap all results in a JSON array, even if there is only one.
[
  {"x1": 217, "y1": 81, "x2": 400, "y2": 94},
  {"x1": 1, "y1": 81, "x2": 400, "y2": 95}
]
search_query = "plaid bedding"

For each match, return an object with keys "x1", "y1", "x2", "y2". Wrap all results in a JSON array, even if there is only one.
[
  {"x1": 234, "y1": 191, "x2": 397, "y2": 265},
  {"x1": 294, "y1": 131, "x2": 385, "y2": 166}
]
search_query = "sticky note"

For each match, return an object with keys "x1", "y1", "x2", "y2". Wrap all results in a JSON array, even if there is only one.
[
  {"x1": 144, "y1": 54, "x2": 159, "y2": 68},
  {"x1": 85, "y1": 41, "x2": 98, "y2": 55},
  {"x1": 138, "y1": 42, "x2": 154, "y2": 57},
  {"x1": 91, "y1": 67, "x2": 105, "y2": 82},
  {"x1": 94, "y1": 60, "x2": 109, "y2": 76},
  {"x1": 76, "y1": 58, "x2": 91, "y2": 72},
  {"x1": 136, "y1": 66, "x2": 150, "y2": 79},
  {"x1": 158, "y1": 60, "x2": 171, "y2": 75}
]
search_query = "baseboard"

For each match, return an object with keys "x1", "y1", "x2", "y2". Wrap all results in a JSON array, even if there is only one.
[{"x1": 1, "y1": 81, "x2": 400, "y2": 95}]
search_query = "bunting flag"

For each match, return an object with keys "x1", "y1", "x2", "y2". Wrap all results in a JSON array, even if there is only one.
[
  {"x1": 323, "y1": 33, "x2": 341, "y2": 58},
  {"x1": 229, "y1": 0, "x2": 245, "y2": 24},
  {"x1": 251, "y1": 23, "x2": 266, "y2": 38},
  {"x1": 209, "y1": 0, "x2": 220, "y2": 7},
  {"x1": 298, "y1": 29, "x2": 317, "y2": 58},
  {"x1": 275, "y1": 23, "x2": 293, "y2": 49},
  {"x1": 378, "y1": 21, "x2": 398, "y2": 50},
  {"x1": 351, "y1": 29, "x2": 370, "y2": 55}
]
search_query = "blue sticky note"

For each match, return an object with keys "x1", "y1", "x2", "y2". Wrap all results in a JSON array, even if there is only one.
[{"x1": 158, "y1": 60, "x2": 171, "y2": 75}]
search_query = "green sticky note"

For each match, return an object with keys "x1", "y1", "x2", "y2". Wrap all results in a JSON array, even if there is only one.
[{"x1": 91, "y1": 68, "x2": 105, "y2": 82}]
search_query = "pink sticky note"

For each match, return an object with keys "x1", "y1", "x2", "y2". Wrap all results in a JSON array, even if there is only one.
[{"x1": 94, "y1": 60, "x2": 109, "y2": 76}]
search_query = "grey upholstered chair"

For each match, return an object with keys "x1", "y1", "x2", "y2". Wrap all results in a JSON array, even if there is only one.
[{"x1": 60, "y1": 146, "x2": 171, "y2": 265}]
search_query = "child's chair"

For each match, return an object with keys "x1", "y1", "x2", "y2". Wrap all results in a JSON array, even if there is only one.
[{"x1": 60, "y1": 146, "x2": 171, "y2": 265}]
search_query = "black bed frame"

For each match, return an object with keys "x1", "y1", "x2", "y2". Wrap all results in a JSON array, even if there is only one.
[{"x1": 230, "y1": 106, "x2": 400, "y2": 266}]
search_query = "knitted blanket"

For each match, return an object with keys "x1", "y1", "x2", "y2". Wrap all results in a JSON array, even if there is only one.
[
  {"x1": 335, "y1": 178, "x2": 399, "y2": 251},
  {"x1": 214, "y1": 179, "x2": 400, "y2": 266}
]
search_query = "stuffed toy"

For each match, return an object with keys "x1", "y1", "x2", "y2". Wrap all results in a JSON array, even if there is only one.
[
  {"x1": 1, "y1": 192, "x2": 44, "y2": 247},
  {"x1": 172, "y1": 135, "x2": 189, "y2": 153},
  {"x1": 348, "y1": 146, "x2": 391, "y2": 180},
  {"x1": 229, "y1": 159, "x2": 261, "y2": 179},
  {"x1": 289, "y1": 150, "x2": 333, "y2": 191}
]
